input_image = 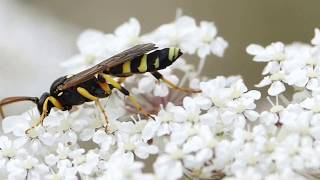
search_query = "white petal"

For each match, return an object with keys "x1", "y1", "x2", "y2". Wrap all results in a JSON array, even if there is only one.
[
  {"x1": 189, "y1": 78, "x2": 200, "y2": 89},
  {"x1": 311, "y1": 28, "x2": 320, "y2": 46},
  {"x1": 194, "y1": 96, "x2": 212, "y2": 110},
  {"x1": 45, "y1": 154, "x2": 59, "y2": 166},
  {"x1": 154, "y1": 83, "x2": 169, "y2": 97},
  {"x1": 311, "y1": 127, "x2": 320, "y2": 139},
  {"x1": 135, "y1": 145, "x2": 158, "y2": 159},
  {"x1": 2, "y1": 116, "x2": 29, "y2": 136},
  {"x1": 115, "y1": 18, "x2": 140, "y2": 38},
  {"x1": 300, "y1": 98, "x2": 315, "y2": 110},
  {"x1": 138, "y1": 77, "x2": 155, "y2": 93},
  {"x1": 268, "y1": 81, "x2": 285, "y2": 96},
  {"x1": 306, "y1": 78, "x2": 319, "y2": 91},
  {"x1": 77, "y1": 29, "x2": 108, "y2": 54},
  {"x1": 197, "y1": 45, "x2": 210, "y2": 59},
  {"x1": 244, "y1": 90, "x2": 261, "y2": 100},
  {"x1": 154, "y1": 158, "x2": 183, "y2": 180},
  {"x1": 244, "y1": 110, "x2": 259, "y2": 121},
  {"x1": 183, "y1": 97, "x2": 198, "y2": 112},
  {"x1": 211, "y1": 37, "x2": 228, "y2": 57},
  {"x1": 196, "y1": 148, "x2": 213, "y2": 163},
  {"x1": 183, "y1": 136, "x2": 203, "y2": 153},
  {"x1": 79, "y1": 129, "x2": 95, "y2": 141},
  {"x1": 199, "y1": 21, "x2": 217, "y2": 38},
  {"x1": 285, "y1": 68, "x2": 308, "y2": 87},
  {"x1": 142, "y1": 120, "x2": 160, "y2": 141},
  {"x1": 176, "y1": 16, "x2": 197, "y2": 32},
  {"x1": 262, "y1": 62, "x2": 280, "y2": 75},
  {"x1": 246, "y1": 44, "x2": 265, "y2": 56},
  {"x1": 255, "y1": 77, "x2": 272, "y2": 87}
]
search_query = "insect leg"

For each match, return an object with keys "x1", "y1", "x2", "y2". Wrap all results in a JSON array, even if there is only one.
[
  {"x1": 117, "y1": 77, "x2": 127, "y2": 84},
  {"x1": 38, "y1": 96, "x2": 62, "y2": 125},
  {"x1": 151, "y1": 71, "x2": 201, "y2": 93},
  {"x1": 100, "y1": 73, "x2": 154, "y2": 119},
  {"x1": 26, "y1": 96, "x2": 62, "y2": 133},
  {"x1": 95, "y1": 100, "x2": 109, "y2": 127},
  {"x1": 76, "y1": 87, "x2": 109, "y2": 127}
]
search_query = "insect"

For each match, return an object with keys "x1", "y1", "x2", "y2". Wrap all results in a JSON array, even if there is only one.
[{"x1": 0, "y1": 43, "x2": 200, "y2": 132}]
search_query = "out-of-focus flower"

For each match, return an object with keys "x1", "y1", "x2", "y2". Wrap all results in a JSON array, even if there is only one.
[{"x1": 197, "y1": 21, "x2": 228, "y2": 58}]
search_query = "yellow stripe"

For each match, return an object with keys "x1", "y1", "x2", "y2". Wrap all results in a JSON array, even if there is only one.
[
  {"x1": 101, "y1": 74, "x2": 121, "y2": 90},
  {"x1": 154, "y1": 57, "x2": 160, "y2": 69},
  {"x1": 98, "y1": 82, "x2": 111, "y2": 94},
  {"x1": 122, "y1": 61, "x2": 131, "y2": 74},
  {"x1": 77, "y1": 87, "x2": 98, "y2": 101},
  {"x1": 173, "y1": 48, "x2": 179, "y2": 59},
  {"x1": 43, "y1": 97, "x2": 63, "y2": 113},
  {"x1": 138, "y1": 54, "x2": 148, "y2": 72},
  {"x1": 168, "y1": 47, "x2": 175, "y2": 61}
]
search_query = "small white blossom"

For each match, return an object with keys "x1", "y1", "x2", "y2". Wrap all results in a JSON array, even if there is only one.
[
  {"x1": 4, "y1": 13, "x2": 320, "y2": 180},
  {"x1": 197, "y1": 21, "x2": 228, "y2": 58},
  {"x1": 311, "y1": 28, "x2": 320, "y2": 46}
]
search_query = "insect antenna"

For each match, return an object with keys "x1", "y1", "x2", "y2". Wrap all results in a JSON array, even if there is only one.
[{"x1": 0, "y1": 96, "x2": 39, "y2": 119}]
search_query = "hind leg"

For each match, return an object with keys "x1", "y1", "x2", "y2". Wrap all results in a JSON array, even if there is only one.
[{"x1": 151, "y1": 71, "x2": 201, "y2": 93}]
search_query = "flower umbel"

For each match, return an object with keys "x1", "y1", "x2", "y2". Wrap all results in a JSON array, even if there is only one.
[{"x1": 2, "y1": 12, "x2": 320, "y2": 180}]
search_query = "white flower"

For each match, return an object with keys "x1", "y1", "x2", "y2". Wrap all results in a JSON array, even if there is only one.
[
  {"x1": 0, "y1": 136, "x2": 26, "y2": 160},
  {"x1": 143, "y1": 16, "x2": 199, "y2": 54},
  {"x1": 141, "y1": 105, "x2": 174, "y2": 139},
  {"x1": 71, "y1": 150, "x2": 99, "y2": 175},
  {"x1": 153, "y1": 143, "x2": 184, "y2": 180},
  {"x1": 246, "y1": 42, "x2": 285, "y2": 62},
  {"x1": 246, "y1": 42, "x2": 289, "y2": 96},
  {"x1": 2, "y1": 111, "x2": 56, "y2": 153},
  {"x1": 255, "y1": 73, "x2": 286, "y2": 96},
  {"x1": 117, "y1": 132, "x2": 158, "y2": 159},
  {"x1": 61, "y1": 29, "x2": 114, "y2": 74},
  {"x1": 7, "y1": 155, "x2": 49, "y2": 180},
  {"x1": 99, "y1": 152, "x2": 151, "y2": 180},
  {"x1": 301, "y1": 95, "x2": 320, "y2": 113},
  {"x1": 93, "y1": 129, "x2": 115, "y2": 150},
  {"x1": 197, "y1": 21, "x2": 228, "y2": 58},
  {"x1": 114, "y1": 18, "x2": 142, "y2": 48},
  {"x1": 199, "y1": 76, "x2": 233, "y2": 108},
  {"x1": 134, "y1": 69, "x2": 179, "y2": 97},
  {"x1": 2, "y1": 108, "x2": 38, "y2": 136}
]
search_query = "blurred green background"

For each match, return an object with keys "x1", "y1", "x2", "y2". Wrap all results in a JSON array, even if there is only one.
[{"x1": 0, "y1": 0, "x2": 319, "y2": 114}]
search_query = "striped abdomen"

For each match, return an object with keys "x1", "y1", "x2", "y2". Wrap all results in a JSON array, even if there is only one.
[{"x1": 107, "y1": 47, "x2": 182, "y2": 76}]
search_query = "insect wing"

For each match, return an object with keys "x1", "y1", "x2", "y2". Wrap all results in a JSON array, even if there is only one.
[{"x1": 58, "y1": 43, "x2": 157, "y2": 90}]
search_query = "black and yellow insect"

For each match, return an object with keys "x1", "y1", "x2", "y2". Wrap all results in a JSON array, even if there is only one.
[{"x1": 0, "y1": 43, "x2": 199, "y2": 131}]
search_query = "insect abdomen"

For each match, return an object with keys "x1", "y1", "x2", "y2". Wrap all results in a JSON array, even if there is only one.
[{"x1": 108, "y1": 47, "x2": 182, "y2": 76}]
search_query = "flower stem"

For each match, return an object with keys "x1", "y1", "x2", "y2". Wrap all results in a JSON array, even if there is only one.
[{"x1": 196, "y1": 58, "x2": 206, "y2": 76}]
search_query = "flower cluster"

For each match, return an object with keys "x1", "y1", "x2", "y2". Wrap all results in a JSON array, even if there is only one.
[
  {"x1": 246, "y1": 30, "x2": 320, "y2": 97},
  {"x1": 1, "y1": 13, "x2": 320, "y2": 180}
]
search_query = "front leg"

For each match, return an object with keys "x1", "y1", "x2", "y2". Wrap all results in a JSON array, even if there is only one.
[{"x1": 26, "y1": 96, "x2": 62, "y2": 134}]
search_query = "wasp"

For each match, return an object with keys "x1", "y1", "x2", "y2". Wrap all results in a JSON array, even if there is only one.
[{"x1": 0, "y1": 43, "x2": 200, "y2": 132}]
